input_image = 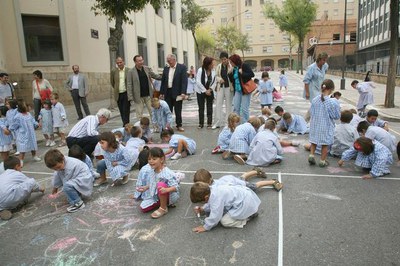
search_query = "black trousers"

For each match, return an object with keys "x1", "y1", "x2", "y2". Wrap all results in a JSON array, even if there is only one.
[
  {"x1": 164, "y1": 89, "x2": 183, "y2": 127},
  {"x1": 196, "y1": 92, "x2": 213, "y2": 126},
  {"x1": 33, "y1": 98, "x2": 41, "y2": 121},
  {"x1": 71, "y1": 89, "x2": 90, "y2": 119},
  {"x1": 66, "y1": 136, "x2": 99, "y2": 156},
  {"x1": 117, "y1": 91, "x2": 130, "y2": 126}
]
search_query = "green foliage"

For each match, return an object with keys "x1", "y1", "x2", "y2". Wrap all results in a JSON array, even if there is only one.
[
  {"x1": 215, "y1": 25, "x2": 238, "y2": 54},
  {"x1": 181, "y1": 0, "x2": 212, "y2": 34},
  {"x1": 236, "y1": 32, "x2": 250, "y2": 57},
  {"x1": 195, "y1": 27, "x2": 216, "y2": 57}
]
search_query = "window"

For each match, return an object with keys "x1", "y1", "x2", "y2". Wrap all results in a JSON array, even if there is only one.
[
  {"x1": 157, "y1": 43, "x2": 164, "y2": 68},
  {"x1": 282, "y1": 34, "x2": 289, "y2": 40},
  {"x1": 260, "y1": 35, "x2": 265, "y2": 42},
  {"x1": 260, "y1": 23, "x2": 265, "y2": 30},
  {"x1": 350, "y1": 32, "x2": 356, "y2": 42},
  {"x1": 221, "y1": 18, "x2": 227, "y2": 23},
  {"x1": 172, "y1": 47, "x2": 178, "y2": 59},
  {"x1": 245, "y1": 0, "x2": 252, "y2": 6},
  {"x1": 282, "y1": 46, "x2": 289, "y2": 52},
  {"x1": 245, "y1": 25, "x2": 253, "y2": 31},
  {"x1": 333, "y1": 0, "x2": 338, "y2": 2},
  {"x1": 269, "y1": 34, "x2": 274, "y2": 40},
  {"x1": 183, "y1": 51, "x2": 188, "y2": 67},
  {"x1": 220, "y1": 6, "x2": 227, "y2": 13},
  {"x1": 137, "y1": 37, "x2": 147, "y2": 61},
  {"x1": 170, "y1": 0, "x2": 176, "y2": 24},
  {"x1": 323, "y1": 10, "x2": 329, "y2": 19},
  {"x1": 248, "y1": 37, "x2": 253, "y2": 43},
  {"x1": 245, "y1": 12, "x2": 252, "y2": 19},
  {"x1": 21, "y1": 15, "x2": 63, "y2": 61},
  {"x1": 262, "y1": 46, "x2": 272, "y2": 53},
  {"x1": 347, "y1": 9, "x2": 354, "y2": 15},
  {"x1": 246, "y1": 48, "x2": 253, "y2": 54},
  {"x1": 333, "y1": 9, "x2": 338, "y2": 16},
  {"x1": 269, "y1": 22, "x2": 274, "y2": 29},
  {"x1": 332, "y1": 33, "x2": 340, "y2": 41},
  {"x1": 155, "y1": 7, "x2": 163, "y2": 17}
]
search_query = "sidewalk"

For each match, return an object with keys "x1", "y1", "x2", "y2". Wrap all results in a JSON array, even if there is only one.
[{"x1": 288, "y1": 70, "x2": 400, "y2": 122}]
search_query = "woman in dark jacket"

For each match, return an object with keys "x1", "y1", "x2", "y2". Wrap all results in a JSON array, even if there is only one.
[{"x1": 228, "y1": 54, "x2": 255, "y2": 123}]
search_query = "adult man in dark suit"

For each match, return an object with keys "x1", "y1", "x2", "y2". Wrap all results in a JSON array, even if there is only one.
[
  {"x1": 160, "y1": 54, "x2": 188, "y2": 132},
  {"x1": 65, "y1": 65, "x2": 90, "y2": 120},
  {"x1": 110, "y1": 57, "x2": 130, "y2": 126}
]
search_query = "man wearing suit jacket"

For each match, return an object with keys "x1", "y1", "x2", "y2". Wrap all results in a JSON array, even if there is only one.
[
  {"x1": 160, "y1": 54, "x2": 188, "y2": 132},
  {"x1": 65, "y1": 65, "x2": 90, "y2": 120},
  {"x1": 111, "y1": 57, "x2": 130, "y2": 125},
  {"x1": 127, "y1": 55, "x2": 161, "y2": 123}
]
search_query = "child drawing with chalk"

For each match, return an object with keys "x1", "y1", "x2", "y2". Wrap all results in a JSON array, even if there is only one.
[
  {"x1": 190, "y1": 182, "x2": 260, "y2": 233},
  {"x1": 161, "y1": 128, "x2": 196, "y2": 160},
  {"x1": 135, "y1": 147, "x2": 180, "y2": 219},
  {"x1": 212, "y1": 113, "x2": 240, "y2": 154},
  {"x1": 44, "y1": 149, "x2": 93, "y2": 213}
]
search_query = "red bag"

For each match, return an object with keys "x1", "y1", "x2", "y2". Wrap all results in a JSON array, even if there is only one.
[
  {"x1": 241, "y1": 79, "x2": 257, "y2": 95},
  {"x1": 36, "y1": 80, "x2": 51, "y2": 101}
]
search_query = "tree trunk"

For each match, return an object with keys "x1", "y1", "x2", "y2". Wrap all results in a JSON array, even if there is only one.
[
  {"x1": 300, "y1": 41, "x2": 304, "y2": 75},
  {"x1": 296, "y1": 43, "x2": 301, "y2": 74},
  {"x1": 107, "y1": 15, "x2": 124, "y2": 110},
  {"x1": 241, "y1": 50, "x2": 245, "y2": 60},
  {"x1": 192, "y1": 32, "x2": 202, "y2": 67},
  {"x1": 385, "y1": 0, "x2": 399, "y2": 108}
]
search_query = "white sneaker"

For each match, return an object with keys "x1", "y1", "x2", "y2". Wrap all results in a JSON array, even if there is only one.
[
  {"x1": 211, "y1": 124, "x2": 220, "y2": 130},
  {"x1": 45, "y1": 140, "x2": 50, "y2": 147},
  {"x1": 170, "y1": 153, "x2": 182, "y2": 160},
  {"x1": 33, "y1": 156, "x2": 42, "y2": 162},
  {"x1": 14, "y1": 151, "x2": 20, "y2": 156},
  {"x1": 49, "y1": 141, "x2": 56, "y2": 147}
]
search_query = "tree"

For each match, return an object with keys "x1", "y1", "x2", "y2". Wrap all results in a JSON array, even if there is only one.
[
  {"x1": 235, "y1": 32, "x2": 251, "y2": 59},
  {"x1": 181, "y1": 0, "x2": 212, "y2": 66},
  {"x1": 264, "y1": 0, "x2": 317, "y2": 74},
  {"x1": 195, "y1": 26, "x2": 216, "y2": 58},
  {"x1": 385, "y1": 0, "x2": 399, "y2": 108},
  {"x1": 215, "y1": 25, "x2": 239, "y2": 54},
  {"x1": 91, "y1": 0, "x2": 168, "y2": 108}
]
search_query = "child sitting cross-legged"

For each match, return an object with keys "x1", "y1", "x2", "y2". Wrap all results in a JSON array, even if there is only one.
[
  {"x1": 212, "y1": 113, "x2": 240, "y2": 154},
  {"x1": 190, "y1": 182, "x2": 261, "y2": 233},
  {"x1": 161, "y1": 128, "x2": 196, "y2": 160},
  {"x1": 0, "y1": 156, "x2": 45, "y2": 220},
  {"x1": 44, "y1": 149, "x2": 93, "y2": 213}
]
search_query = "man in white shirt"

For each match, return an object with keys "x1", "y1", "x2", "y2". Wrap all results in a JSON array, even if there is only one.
[
  {"x1": 65, "y1": 65, "x2": 90, "y2": 120},
  {"x1": 111, "y1": 57, "x2": 130, "y2": 126}
]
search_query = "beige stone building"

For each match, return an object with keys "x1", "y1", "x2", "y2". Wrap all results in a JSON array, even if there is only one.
[
  {"x1": 196, "y1": 0, "x2": 358, "y2": 71},
  {"x1": 0, "y1": 0, "x2": 195, "y2": 104}
]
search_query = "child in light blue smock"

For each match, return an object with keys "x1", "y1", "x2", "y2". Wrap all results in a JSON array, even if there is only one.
[
  {"x1": 257, "y1": 72, "x2": 273, "y2": 110},
  {"x1": 161, "y1": 128, "x2": 196, "y2": 160}
]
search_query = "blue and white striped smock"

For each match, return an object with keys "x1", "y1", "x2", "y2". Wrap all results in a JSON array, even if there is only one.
[
  {"x1": 228, "y1": 122, "x2": 257, "y2": 154},
  {"x1": 303, "y1": 62, "x2": 329, "y2": 101},
  {"x1": 309, "y1": 96, "x2": 340, "y2": 145},
  {"x1": 9, "y1": 112, "x2": 38, "y2": 152},
  {"x1": 279, "y1": 74, "x2": 288, "y2": 87},
  {"x1": 217, "y1": 126, "x2": 233, "y2": 151},
  {"x1": 139, "y1": 165, "x2": 180, "y2": 209},
  {"x1": 279, "y1": 114, "x2": 309, "y2": 134},
  {"x1": 0, "y1": 118, "x2": 12, "y2": 149},
  {"x1": 103, "y1": 145, "x2": 135, "y2": 182},
  {"x1": 152, "y1": 100, "x2": 173, "y2": 129},
  {"x1": 341, "y1": 140, "x2": 393, "y2": 177},
  {"x1": 39, "y1": 108, "x2": 53, "y2": 134},
  {"x1": 52, "y1": 102, "x2": 68, "y2": 128},
  {"x1": 257, "y1": 80, "x2": 273, "y2": 105},
  {"x1": 169, "y1": 134, "x2": 196, "y2": 154}
]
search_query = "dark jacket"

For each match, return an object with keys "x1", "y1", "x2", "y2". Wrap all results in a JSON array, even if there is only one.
[
  {"x1": 160, "y1": 63, "x2": 188, "y2": 99},
  {"x1": 228, "y1": 63, "x2": 255, "y2": 89}
]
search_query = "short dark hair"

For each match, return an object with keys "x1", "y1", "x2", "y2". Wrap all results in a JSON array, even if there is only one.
[
  {"x1": 130, "y1": 126, "x2": 142, "y2": 138},
  {"x1": 282, "y1": 112, "x2": 292, "y2": 120},
  {"x1": 160, "y1": 128, "x2": 174, "y2": 138},
  {"x1": 219, "y1": 51, "x2": 228, "y2": 59},
  {"x1": 202, "y1": 56, "x2": 214, "y2": 70},
  {"x1": 261, "y1": 71, "x2": 269, "y2": 79},
  {"x1": 68, "y1": 144, "x2": 86, "y2": 161},
  {"x1": 6, "y1": 98, "x2": 17, "y2": 109},
  {"x1": 44, "y1": 149, "x2": 64, "y2": 168},
  {"x1": 193, "y1": 169, "x2": 212, "y2": 183},
  {"x1": 138, "y1": 146, "x2": 150, "y2": 170},
  {"x1": 32, "y1": 70, "x2": 43, "y2": 79},
  {"x1": 133, "y1": 55, "x2": 142, "y2": 62},
  {"x1": 351, "y1": 80, "x2": 359, "y2": 86},
  {"x1": 340, "y1": 110, "x2": 353, "y2": 123},
  {"x1": 51, "y1": 92, "x2": 60, "y2": 100},
  {"x1": 140, "y1": 117, "x2": 150, "y2": 126},
  {"x1": 17, "y1": 98, "x2": 27, "y2": 113},
  {"x1": 275, "y1": 106, "x2": 284, "y2": 114},
  {"x1": 355, "y1": 137, "x2": 374, "y2": 155},
  {"x1": 149, "y1": 147, "x2": 165, "y2": 160},
  {"x1": 190, "y1": 182, "x2": 210, "y2": 203},
  {"x1": 367, "y1": 109, "x2": 379, "y2": 117},
  {"x1": 99, "y1": 132, "x2": 119, "y2": 149},
  {"x1": 4, "y1": 156, "x2": 21, "y2": 170},
  {"x1": 357, "y1": 120, "x2": 370, "y2": 133},
  {"x1": 333, "y1": 91, "x2": 342, "y2": 98},
  {"x1": 0, "y1": 72, "x2": 9, "y2": 78}
]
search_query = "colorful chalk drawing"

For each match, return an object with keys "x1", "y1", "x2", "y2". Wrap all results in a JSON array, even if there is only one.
[
  {"x1": 229, "y1": 241, "x2": 244, "y2": 264},
  {"x1": 302, "y1": 191, "x2": 342, "y2": 201},
  {"x1": 118, "y1": 224, "x2": 164, "y2": 252},
  {"x1": 282, "y1": 146, "x2": 298, "y2": 153},
  {"x1": 327, "y1": 166, "x2": 349, "y2": 174},
  {"x1": 175, "y1": 256, "x2": 206, "y2": 266}
]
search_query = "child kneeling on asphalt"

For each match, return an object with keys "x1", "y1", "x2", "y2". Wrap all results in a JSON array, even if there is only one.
[
  {"x1": 44, "y1": 149, "x2": 93, "y2": 213},
  {"x1": 0, "y1": 156, "x2": 45, "y2": 220},
  {"x1": 190, "y1": 182, "x2": 261, "y2": 233}
]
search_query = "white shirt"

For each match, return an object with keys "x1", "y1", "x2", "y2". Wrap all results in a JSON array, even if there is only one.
[
  {"x1": 68, "y1": 115, "x2": 100, "y2": 138},
  {"x1": 72, "y1": 75, "x2": 79, "y2": 89},
  {"x1": 119, "y1": 68, "x2": 126, "y2": 93},
  {"x1": 168, "y1": 65, "x2": 176, "y2": 88}
]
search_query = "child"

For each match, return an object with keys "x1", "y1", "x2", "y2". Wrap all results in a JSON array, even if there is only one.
[
  {"x1": 279, "y1": 70, "x2": 288, "y2": 93},
  {"x1": 9, "y1": 99, "x2": 41, "y2": 164},
  {"x1": 357, "y1": 121, "x2": 396, "y2": 152},
  {"x1": 279, "y1": 112, "x2": 309, "y2": 135},
  {"x1": 339, "y1": 137, "x2": 393, "y2": 179},
  {"x1": 330, "y1": 110, "x2": 359, "y2": 157},
  {"x1": 135, "y1": 147, "x2": 179, "y2": 219},
  {"x1": 126, "y1": 126, "x2": 145, "y2": 151},
  {"x1": 112, "y1": 123, "x2": 133, "y2": 145},
  {"x1": 351, "y1": 80, "x2": 375, "y2": 117},
  {"x1": 272, "y1": 88, "x2": 283, "y2": 102},
  {"x1": 161, "y1": 128, "x2": 196, "y2": 160},
  {"x1": 190, "y1": 182, "x2": 260, "y2": 233},
  {"x1": 259, "y1": 107, "x2": 272, "y2": 121},
  {"x1": 193, "y1": 168, "x2": 282, "y2": 192},
  {"x1": 0, "y1": 107, "x2": 12, "y2": 161},
  {"x1": 349, "y1": 109, "x2": 363, "y2": 129},
  {"x1": 50, "y1": 93, "x2": 68, "y2": 147},
  {"x1": 44, "y1": 149, "x2": 93, "y2": 213},
  {"x1": 225, "y1": 116, "x2": 262, "y2": 162},
  {"x1": 68, "y1": 144, "x2": 100, "y2": 179},
  {"x1": 0, "y1": 157, "x2": 44, "y2": 220},
  {"x1": 186, "y1": 72, "x2": 196, "y2": 101},
  {"x1": 212, "y1": 113, "x2": 240, "y2": 154},
  {"x1": 274, "y1": 105, "x2": 284, "y2": 122},
  {"x1": 257, "y1": 72, "x2": 273, "y2": 110},
  {"x1": 38, "y1": 99, "x2": 55, "y2": 147},
  {"x1": 134, "y1": 117, "x2": 152, "y2": 143},
  {"x1": 308, "y1": 79, "x2": 340, "y2": 167},
  {"x1": 241, "y1": 120, "x2": 283, "y2": 166},
  {"x1": 366, "y1": 109, "x2": 388, "y2": 131},
  {"x1": 95, "y1": 132, "x2": 135, "y2": 187},
  {"x1": 331, "y1": 91, "x2": 342, "y2": 100},
  {"x1": 151, "y1": 98, "x2": 173, "y2": 133}
]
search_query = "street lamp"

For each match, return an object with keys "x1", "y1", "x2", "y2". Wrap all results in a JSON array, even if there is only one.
[
  {"x1": 226, "y1": 9, "x2": 249, "y2": 27},
  {"x1": 340, "y1": 0, "x2": 347, "y2": 90}
]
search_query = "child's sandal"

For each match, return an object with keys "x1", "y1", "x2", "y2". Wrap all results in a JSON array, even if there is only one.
[
  {"x1": 151, "y1": 207, "x2": 168, "y2": 219},
  {"x1": 253, "y1": 167, "x2": 267, "y2": 178},
  {"x1": 272, "y1": 179, "x2": 283, "y2": 192}
]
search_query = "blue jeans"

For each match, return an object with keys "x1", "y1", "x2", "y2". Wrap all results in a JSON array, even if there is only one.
[
  {"x1": 233, "y1": 92, "x2": 251, "y2": 123},
  {"x1": 63, "y1": 182, "x2": 82, "y2": 205},
  {"x1": 96, "y1": 159, "x2": 107, "y2": 174}
]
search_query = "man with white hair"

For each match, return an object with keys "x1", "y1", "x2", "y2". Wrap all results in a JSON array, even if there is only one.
[{"x1": 66, "y1": 108, "x2": 111, "y2": 156}]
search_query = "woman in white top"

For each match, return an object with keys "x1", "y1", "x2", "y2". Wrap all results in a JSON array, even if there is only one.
[{"x1": 32, "y1": 70, "x2": 53, "y2": 121}]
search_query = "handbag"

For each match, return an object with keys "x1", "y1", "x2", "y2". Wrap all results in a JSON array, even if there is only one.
[
  {"x1": 36, "y1": 80, "x2": 51, "y2": 101},
  {"x1": 241, "y1": 78, "x2": 257, "y2": 95}
]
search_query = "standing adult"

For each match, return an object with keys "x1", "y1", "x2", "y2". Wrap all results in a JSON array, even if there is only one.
[
  {"x1": 228, "y1": 54, "x2": 254, "y2": 123},
  {"x1": 32, "y1": 70, "x2": 53, "y2": 121},
  {"x1": 212, "y1": 52, "x2": 232, "y2": 129},
  {"x1": 195, "y1": 56, "x2": 216, "y2": 129},
  {"x1": 127, "y1": 55, "x2": 161, "y2": 123},
  {"x1": 0, "y1": 73, "x2": 14, "y2": 113},
  {"x1": 160, "y1": 54, "x2": 188, "y2": 132},
  {"x1": 111, "y1": 57, "x2": 130, "y2": 126},
  {"x1": 303, "y1": 52, "x2": 329, "y2": 101},
  {"x1": 66, "y1": 108, "x2": 111, "y2": 156},
  {"x1": 65, "y1": 65, "x2": 90, "y2": 120}
]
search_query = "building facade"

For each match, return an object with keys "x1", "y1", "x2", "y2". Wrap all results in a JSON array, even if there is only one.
[
  {"x1": 196, "y1": 0, "x2": 358, "y2": 71},
  {"x1": 0, "y1": 0, "x2": 195, "y2": 104}
]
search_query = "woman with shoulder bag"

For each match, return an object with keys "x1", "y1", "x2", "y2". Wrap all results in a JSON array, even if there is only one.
[{"x1": 32, "y1": 70, "x2": 53, "y2": 121}]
